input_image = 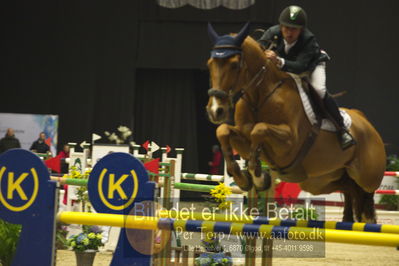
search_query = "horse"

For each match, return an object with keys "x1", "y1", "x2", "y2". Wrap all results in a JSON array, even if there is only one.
[{"x1": 205, "y1": 23, "x2": 386, "y2": 223}]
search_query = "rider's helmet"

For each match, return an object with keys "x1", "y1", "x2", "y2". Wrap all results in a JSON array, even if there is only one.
[{"x1": 279, "y1": 5, "x2": 307, "y2": 28}]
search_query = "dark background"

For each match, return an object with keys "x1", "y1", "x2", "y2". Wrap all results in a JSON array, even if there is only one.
[{"x1": 1, "y1": 0, "x2": 398, "y2": 173}]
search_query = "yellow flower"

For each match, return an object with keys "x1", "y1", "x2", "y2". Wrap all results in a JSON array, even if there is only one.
[
  {"x1": 210, "y1": 183, "x2": 232, "y2": 210},
  {"x1": 84, "y1": 169, "x2": 92, "y2": 175},
  {"x1": 218, "y1": 201, "x2": 232, "y2": 210},
  {"x1": 88, "y1": 233, "x2": 96, "y2": 239},
  {"x1": 96, "y1": 233, "x2": 102, "y2": 240},
  {"x1": 71, "y1": 170, "x2": 80, "y2": 178},
  {"x1": 83, "y1": 238, "x2": 89, "y2": 246}
]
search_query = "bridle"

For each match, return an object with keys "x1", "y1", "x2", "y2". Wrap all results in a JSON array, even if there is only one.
[{"x1": 207, "y1": 44, "x2": 277, "y2": 111}]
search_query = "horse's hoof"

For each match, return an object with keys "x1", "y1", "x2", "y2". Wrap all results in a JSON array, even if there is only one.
[
  {"x1": 253, "y1": 170, "x2": 272, "y2": 192},
  {"x1": 236, "y1": 170, "x2": 253, "y2": 191}
]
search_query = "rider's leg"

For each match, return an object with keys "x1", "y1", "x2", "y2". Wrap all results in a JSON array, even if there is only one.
[{"x1": 310, "y1": 62, "x2": 356, "y2": 150}]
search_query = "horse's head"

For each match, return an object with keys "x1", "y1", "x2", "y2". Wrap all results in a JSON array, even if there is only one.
[{"x1": 206, "y1": 23, "x2": 250, "y2": 124}]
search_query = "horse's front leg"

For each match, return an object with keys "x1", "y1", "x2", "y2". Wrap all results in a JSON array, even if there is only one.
[
  {"x1": 216, "y1": 123, "x2": 252, "y2": 191},
  {"x1": 249, "y1": 123, "x2": 292, "y2": 191}
]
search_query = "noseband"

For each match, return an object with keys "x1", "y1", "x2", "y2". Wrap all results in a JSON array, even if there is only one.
[
  {"x1": 208, "y1": 88, "x2": 229, "y2": 99},
  {"x1": 208, "y1": 52, "x2": 267, "y2": 106}
]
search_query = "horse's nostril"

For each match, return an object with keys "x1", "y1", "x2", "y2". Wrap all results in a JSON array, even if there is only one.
[{"x1": 216, "y1": 107, "x2": 224, "y2": 118}]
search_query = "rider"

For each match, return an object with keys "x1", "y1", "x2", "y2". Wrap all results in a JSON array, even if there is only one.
[{"x1": 258, "y1": 5, "x2": 355, "y2": 150}]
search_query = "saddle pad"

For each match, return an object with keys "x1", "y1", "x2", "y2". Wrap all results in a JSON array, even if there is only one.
[{"x1": 288, "y1": 73, "x2": 352, "y2": 132}]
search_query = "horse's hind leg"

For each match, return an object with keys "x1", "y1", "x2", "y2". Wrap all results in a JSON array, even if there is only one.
[
  {"x1": 335, "y1": 173, "x2": 377, "y2": 223},
  {"x1": 351, "y1": 188, "x2": 376, "y2": 223},
  {"x1": 216, "y1": 124, "x2": 252, "y2": 191},
  {"x1": 344, "y1": 178, "x2": 376, "y2": 223},
  {"x1": 343, "y1": 192, "x2": 354, "y2": 222},
  {"x1": 360, "y1": 191, "x2": 376, "y2": 223}
]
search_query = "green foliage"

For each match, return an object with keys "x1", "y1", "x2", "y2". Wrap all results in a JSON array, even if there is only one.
[
  {"x1": 387, "y1": 155, "x2": 399, "y2": 171},
  {"x1": 194, "y1": 254, "x2": 232, "y2": 266},
  {"x1": 66, "y1": 225, "x2": 103, "y2": 252},
  {"x1": 291, "y1": 206, "x2": 318, "y2": 220},
  {"x1": 194, "y1": 233, "x2": 232, "y2": 266},
  {"x1": 0, "y1": 219, "x2": 21, "y2": 266},
  {"x1": 55, "y1": 223, "x2": 69, "y2": 250},
  {"x1": 200, "y1": 233, "x2": 224, "y2": 253},
  {"x1": 64, "y1": 167, "x2": 92, "y2": 212},
  {"x1": 379, "y1": 154, "x2": 399, "y2": 210},
  {"x1": 379, "y1": 194, "x2": 399, "y2": 210}
]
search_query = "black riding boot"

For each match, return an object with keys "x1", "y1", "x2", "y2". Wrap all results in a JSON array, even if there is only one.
[{"x1": 323, "y1": 93, "x2": 356, "y2": 150}]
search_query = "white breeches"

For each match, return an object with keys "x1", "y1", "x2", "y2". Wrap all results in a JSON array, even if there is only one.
[{"x1": 309, "y1": 62, "x2": 327, "y2": 98}]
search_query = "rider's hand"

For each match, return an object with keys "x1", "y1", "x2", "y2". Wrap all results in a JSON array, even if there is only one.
[
  {"x1": 265, "y1": 50, "x2": 277, "y2": 60},
  {"x1": 265, "y1": 50, "x2": 283, "y2": 68}
]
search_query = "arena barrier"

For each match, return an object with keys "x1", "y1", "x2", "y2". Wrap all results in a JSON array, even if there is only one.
[
  {"x1": 2, "y1": 149, "x2": 399, "y2": 266},
  {"x1": 157, "y1": 210, "x2": 399, "y2": 235},
  {"x1": 374, "y1": 190, "x2": 399, "y2": 195},
  {"x1": 57, "y1": 211, "x2": 399, "y2": 247},
  {"x1": 384, "y1": 171, "x2": 399, "y2": 177},
  {"x1": 51, "y1": 148, "x2": 399, "y2": 232},
  {"x1": 181, "y1": 173, "x2": 224, "y2": 182},
  {"x1": 57, "y1": 146, "x2": 265, "y2": 265}
]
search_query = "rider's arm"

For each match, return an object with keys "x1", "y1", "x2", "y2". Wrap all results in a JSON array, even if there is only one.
[
  {"x1": 258, "y1": 25, "x2": 279, "y2": 49},
  {"x1": 281, "y1": 38, "x2": 319, "y2": 74}
]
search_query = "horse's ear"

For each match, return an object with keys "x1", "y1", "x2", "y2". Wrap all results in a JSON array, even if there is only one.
[
  {"x1": 208, "y1": 23, "x2": 219, "y2": 44},
  {"x1": 234, "y1": 22, "x2": 250, "y2": 46}
]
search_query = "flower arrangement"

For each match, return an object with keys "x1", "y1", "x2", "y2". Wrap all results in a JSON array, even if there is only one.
[
  {"x1": 194, "y1": 233, "x2": 232, "y2": 266},
  {"x1": 194, "y1": 185, "x2": 234, "y2": 265},
  {"x1": 63, "y1": 166, "x2": 92, "y2": 211},
  {"x1": 104, "y1": 126, "x2": 132, "y2": 144},
  {"x1": 66, "y1": 166, "x2": 91, "y2": 180},
  {"x1": 67, "y1": 225, "x2": 104, "y2": 252},
  {"x1": 194, "y1": 253, "x2": 232, "y2": 266},
  {"x1": 200, "y1": 233, "x2": 224, "y2": 253},
  {"x1": 210, "y1": 183, "x2": 232, "y2": 210}
]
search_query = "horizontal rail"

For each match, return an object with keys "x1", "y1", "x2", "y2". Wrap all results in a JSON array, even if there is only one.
[
  {"x1": 173, "y1": 182, "x2": 244, "y2": 194},
  {"x1": 159, "y1": 210, "x2": 399, "y2": 234},
  {"x1": 181, "y1": 173, "x2": 224, "y2": 182},
  {"x1": 57, "y1": 211, "x2": 399, "y2": 247},
  {"x1": 50, "y1": 176, "x2": 88, "y2": 186}
]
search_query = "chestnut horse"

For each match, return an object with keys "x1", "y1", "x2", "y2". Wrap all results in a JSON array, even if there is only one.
[{"x1": 206, "y1": 23, "x2": 386, "y2": 223}]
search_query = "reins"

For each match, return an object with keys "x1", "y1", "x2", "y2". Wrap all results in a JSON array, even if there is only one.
[
  {"x1": 208, "y1": 53, "x2": 287, "y2": 114},
  {"x1": 239, "y1": 58, "x2": 289, "y2": 114}
]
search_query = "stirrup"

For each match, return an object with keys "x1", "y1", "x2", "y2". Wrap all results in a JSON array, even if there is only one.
[{"x1": 340, "y1": 131, "x2": 356, "y2": 150}]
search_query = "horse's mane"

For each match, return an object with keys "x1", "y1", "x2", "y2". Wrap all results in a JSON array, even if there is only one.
[{"x1": 240, "y1": 35, "x2": 289, "y2": 80}]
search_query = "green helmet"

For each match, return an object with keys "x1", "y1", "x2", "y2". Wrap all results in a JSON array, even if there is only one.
[{"x1": 279, "y1": 5, "x2": 307, "y2": 28}]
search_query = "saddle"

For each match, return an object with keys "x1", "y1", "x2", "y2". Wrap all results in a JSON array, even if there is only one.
[{"x1": 300, "y1": 76, "x2": 351, "y2": 133}]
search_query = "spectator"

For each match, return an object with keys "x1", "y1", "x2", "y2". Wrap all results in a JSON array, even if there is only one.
[
  {"x1": 30, "y1": 132, "x2": 50, "y2": 154},
  {"x1": 0, "y1": 128, "x2": 21, "y2": 154},
  {"x1": 58, "y1": 144, "x2": 70, "y2": 159},
  {"x1": 58, "y1": 144, "x2": 70, "y2": 173},
  {"x1": 208, "y1": 145, "x2": 223, "y2": 175}
]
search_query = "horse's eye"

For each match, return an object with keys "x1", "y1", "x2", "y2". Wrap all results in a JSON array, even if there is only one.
[{"x1": 231, "y1": 62, "x2": 239, "y2": 70}]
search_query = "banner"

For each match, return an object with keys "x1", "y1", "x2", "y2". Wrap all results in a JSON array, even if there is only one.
[{"x1": 0, "y1": 113, "x2": 58, "y2": 155}]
